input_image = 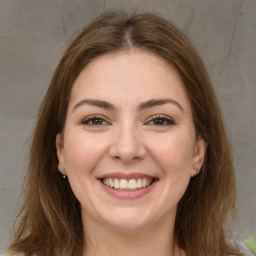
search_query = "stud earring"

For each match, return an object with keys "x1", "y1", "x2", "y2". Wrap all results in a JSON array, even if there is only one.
[
  {"x1": 192, "y1": 167, "x2": 199, "y2": 177},
  {"x1": 61, "y1": 167, "x2": 67, "y2": 179}
]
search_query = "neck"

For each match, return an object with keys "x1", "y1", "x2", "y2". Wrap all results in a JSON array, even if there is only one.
[{"x1": 82, "y1": 213, "x2": 185, "y2": 256}]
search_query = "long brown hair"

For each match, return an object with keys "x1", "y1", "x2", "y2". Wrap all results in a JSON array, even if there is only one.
[{"x1": 9, "y1": 10, "x2": 241, "y2": 256}]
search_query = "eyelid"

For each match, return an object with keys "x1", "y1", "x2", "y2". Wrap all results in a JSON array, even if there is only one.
[
  {"x1": 145, "y1": 114, "x2": 175, "y2": 125},
  {"x1": 78, "y1": 114, "x2": 175, "y2": 126},
  {"x1": 80, "y1": 114, "x2": 111, "y2": 126}
]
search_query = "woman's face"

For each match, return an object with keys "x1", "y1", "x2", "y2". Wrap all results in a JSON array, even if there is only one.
[{"x1": 56, "y1": 51, "x2": 206, "y2": 231}]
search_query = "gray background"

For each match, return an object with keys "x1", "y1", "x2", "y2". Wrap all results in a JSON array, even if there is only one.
[{"x1": 0, "y1": 0, "x2": 255, "y2": 252}]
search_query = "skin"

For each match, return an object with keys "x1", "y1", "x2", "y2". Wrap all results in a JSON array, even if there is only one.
[{"x1": 56, "y1": 50, "x2": 207, "y2": 256}]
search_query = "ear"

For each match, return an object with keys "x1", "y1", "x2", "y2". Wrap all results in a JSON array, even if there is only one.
[
  {"x1": 192, "y1": 135, "x2": 207, "y2": 176},
  {"x1": 56, "y1": 133, "x2": 66, "y2": 175}
]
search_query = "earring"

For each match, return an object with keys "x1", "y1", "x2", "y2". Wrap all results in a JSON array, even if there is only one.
[
  {"x1": 192, "y1": 167, "x2": 199, "y2": 177},
  {"x1": 61, "y1": 167, "x2": 67, "y2": 179}
]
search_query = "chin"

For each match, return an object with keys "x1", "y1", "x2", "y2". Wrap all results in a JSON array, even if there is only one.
[
  {"x1": 106, "y1": 219, "x2": 149, "y2": 232},
  {"x1": 98, "y1": 207, "x2": 155, "y2": 232}
]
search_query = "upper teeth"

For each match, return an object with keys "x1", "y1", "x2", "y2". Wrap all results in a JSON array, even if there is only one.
[{"x1": 102, "y1": 178, "x2": 152, "y2": 190}]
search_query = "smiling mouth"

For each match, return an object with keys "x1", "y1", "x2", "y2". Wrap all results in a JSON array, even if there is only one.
[{"x1": 100, "y1": 178, "x2": 157, "y2": 191}]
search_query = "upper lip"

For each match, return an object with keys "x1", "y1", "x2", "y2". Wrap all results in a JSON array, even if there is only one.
[{"x1": 97, "y1": 172, "x2": 158, "y2": 180}]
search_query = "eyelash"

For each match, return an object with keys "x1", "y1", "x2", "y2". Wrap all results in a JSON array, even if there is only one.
[
  {"x1": 80, "y1": 115, "x2": 175, "y2": 126},
  {"x1": 146, "y1": 115, "x2": 175, "y2": 126},
  {"x1": 80, "y1": 115, "x2": 109, "y2": 126}
]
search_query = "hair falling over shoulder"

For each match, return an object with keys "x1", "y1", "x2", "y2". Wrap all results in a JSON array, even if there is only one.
[{"x1": 8, "y1": 10, "x2": 242, "y2": 256}]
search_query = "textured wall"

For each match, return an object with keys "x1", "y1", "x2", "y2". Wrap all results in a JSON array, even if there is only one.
[{"x1": 0, "y1": 0, "x2": 255, "y2": 252}]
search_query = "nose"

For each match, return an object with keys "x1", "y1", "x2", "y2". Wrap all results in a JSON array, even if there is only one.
[{"x1": 109, "y1": 124, "x2": 146, "y2": 163}]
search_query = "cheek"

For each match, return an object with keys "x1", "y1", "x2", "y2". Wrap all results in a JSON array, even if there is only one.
[
  {"x1": 63, "y1": 131, "x2": 108, "y2": 175},
  {"x1": 149, "y1": 133, "x2": 195, "y2": 206},
  {"x1": 147, "y1": 132, "x2": 195, "y2": 175},
  {"x1": 62, "y1": 132, "x2": 109, "y2": 210}
]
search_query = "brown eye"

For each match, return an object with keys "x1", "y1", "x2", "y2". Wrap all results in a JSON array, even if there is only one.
[
  {"x1": 81, "y1": 116, "x2": 109, "y2": 126},
  {"x1": 147, "y1": 116, "x2": 175, "y2": 126}
]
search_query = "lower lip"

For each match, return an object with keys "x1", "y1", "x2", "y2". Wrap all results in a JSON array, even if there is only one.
[{"x1": 99, "y1": 180, "x2": 157, "y2": 200}]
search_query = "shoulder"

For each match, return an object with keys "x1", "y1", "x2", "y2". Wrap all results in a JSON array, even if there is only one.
[{"x1": 229, "y1": 239, "x2": 254, "y2": 256}]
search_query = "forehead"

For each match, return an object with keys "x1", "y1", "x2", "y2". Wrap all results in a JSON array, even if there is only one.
[{"x1": 69, "y1": 51, "x2": 191, "y2": 111}]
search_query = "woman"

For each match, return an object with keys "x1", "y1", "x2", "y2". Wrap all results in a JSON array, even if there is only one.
[{"x1": 3, "y1": 10, "x2": 253, "y2": 256}]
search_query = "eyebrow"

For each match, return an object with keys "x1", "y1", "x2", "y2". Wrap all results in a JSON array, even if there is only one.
[
  {"x1": 138, "y1": 99, "x2": 184, "y2": 112},
  {"x1": 72, "y1": 99, "x2": 115, "y2": 112},
  {"x1": 72, "y1": 98, "x2": 183, "y2": 112}
]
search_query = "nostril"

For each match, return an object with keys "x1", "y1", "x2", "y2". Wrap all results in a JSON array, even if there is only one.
[
  {"x1": 108, "y1": 129, "x2": 146, "y2": 162},
  {"x1": 109, "y1": 143, "x2": 146, "y2": 163}
]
